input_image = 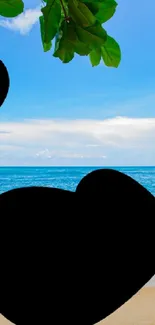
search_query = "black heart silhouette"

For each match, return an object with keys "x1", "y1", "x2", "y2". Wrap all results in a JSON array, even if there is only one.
[
  {"x1": 0, "y1": 60, "x2": 10, "y2": 107},
  {"x1": 1, "y1": 169, "x2": 155, "y2": 325}
]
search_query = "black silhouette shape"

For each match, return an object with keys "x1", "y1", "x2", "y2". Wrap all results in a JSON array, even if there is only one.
[
  {"x1": 1, "y1": 169, "x2": 155, "y2": 325},
  {"x1": 0, "y1": 60, "x2": 10, "y2": 106}
]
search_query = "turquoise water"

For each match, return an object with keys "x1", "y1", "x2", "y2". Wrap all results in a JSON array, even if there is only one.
[{"x1": 0, "y1": 166, "x2": 155, "y2": 195}]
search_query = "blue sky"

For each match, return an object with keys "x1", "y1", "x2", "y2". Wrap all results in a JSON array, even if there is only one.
[{"x1": 0, "y1": 0, "x2": 155, "y2": 166}]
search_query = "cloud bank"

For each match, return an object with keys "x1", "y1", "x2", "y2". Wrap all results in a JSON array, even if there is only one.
[
  {"x1": 0, "y1": 116, "x2": 155, "y2": 165},
  {"x1": 0, "y1": 7, "x2": 41, "y2": 35}
]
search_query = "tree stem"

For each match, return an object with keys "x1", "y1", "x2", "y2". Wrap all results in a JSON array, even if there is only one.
[{"x1": 60, "y1": 0, "x2": 70, "y2": 22}]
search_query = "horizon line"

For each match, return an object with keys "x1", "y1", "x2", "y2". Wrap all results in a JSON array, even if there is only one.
[{"x1": 0, "y1": 165, "x2": 155, "y2": 168}]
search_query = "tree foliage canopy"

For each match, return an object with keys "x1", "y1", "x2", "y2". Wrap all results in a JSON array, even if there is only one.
[{"x1": 0, "y1": 0, "x2": 121, "y2": 68}]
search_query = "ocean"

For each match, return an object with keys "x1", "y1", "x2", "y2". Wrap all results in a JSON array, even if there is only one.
[{"x1": 0, "y1": 166, "x2": 155, "y2": 195}]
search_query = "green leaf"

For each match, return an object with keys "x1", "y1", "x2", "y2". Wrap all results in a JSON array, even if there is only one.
[
  {"x1": 76, "y1": 20, "x2": 107, "y2": 50},
  {"x1": 74, "y1": 40, "x2": 91, "y2": 55},
  {"x1": 89, "y1": 48, "x2": 101, "y2": 66},
  {"x1": 68, "y1": 0, "x2": 96, "y2": 27},
  {"x1": 44, "y1": 42, "x2": 52, "y2": 51},
  {"x1": 53, "y1": 19, "x2": 91, "y2": 62},
  {"x1": 0, "y1": 0, "x2": 24, "y2": 18},
  {"x1": 53, "y1": 21, "x2": 75, "y2": 63},
  {"x1": 41, "y1": 0, "x2": 61, "y2": 43},
  {"x1": 39, "y1": 16, "x2": 52, "y2": 52},
  {"x1": 54, "y1": 29, "x2": 63, "y2": 53},
  {"x1": 66, "y1": 19, "x2": 91, "y2": 55},
  {"x1": 83, "y1": 0, "x2": 117, "y2": 23},
  {"x1": 54, "y1": 38, "x2": 74, "y2": 63},
  {"x1": 101, "y1": 35, "x2": 121, "y2": 67}
]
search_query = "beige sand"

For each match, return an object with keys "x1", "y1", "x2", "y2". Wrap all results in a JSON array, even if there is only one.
[
  {"x1": 98, "y1": 287, "x2": 155, "y2": 325},
  {"x1": 0, "y1": 287, "x2": 155, "y2": 325}
]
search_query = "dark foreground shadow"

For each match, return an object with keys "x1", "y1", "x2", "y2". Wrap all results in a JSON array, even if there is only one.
[
  {"x1": 1, "y1": 168, "x2": 155, "y2": 325},
  {"x1": 0, "y1": 60, "x2": 10, "y2": 107}
]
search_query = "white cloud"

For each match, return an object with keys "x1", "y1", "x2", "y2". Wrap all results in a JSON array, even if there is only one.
[
  {"x1": 0, "y1": 116, "x2": 155, "y2": 165},
  {"x1": 0, "y1": 7, "x2": 41, "y2": 35}
]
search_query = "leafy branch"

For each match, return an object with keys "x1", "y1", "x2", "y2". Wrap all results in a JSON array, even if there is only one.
[{"x1": 0, "y1": 0, "x2": 121, "y2": 68}]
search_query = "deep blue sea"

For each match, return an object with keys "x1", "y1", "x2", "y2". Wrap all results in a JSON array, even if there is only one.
[{"x1": 0, "y1": 166, "x2": 155, "y2": 195}]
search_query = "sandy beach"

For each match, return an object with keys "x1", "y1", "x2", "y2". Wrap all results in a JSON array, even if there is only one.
[
  {"x1": 98, "y1": 287, "x2": 155, "y2": 325},
  {"x1": 0, "y1": 286, "x2": 155, "y2": 325}
]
